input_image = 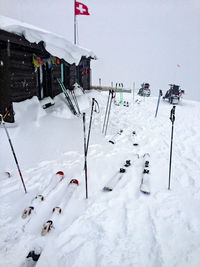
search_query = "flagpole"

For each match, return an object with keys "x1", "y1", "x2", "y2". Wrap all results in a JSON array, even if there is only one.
[{"x1": 74, "y1": 0, "x2": 77, "y2": 44}]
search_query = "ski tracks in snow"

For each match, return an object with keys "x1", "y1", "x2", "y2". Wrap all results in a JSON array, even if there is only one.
[{"x1": 1, "y1": 93, "x2": 200, "y2": 267}]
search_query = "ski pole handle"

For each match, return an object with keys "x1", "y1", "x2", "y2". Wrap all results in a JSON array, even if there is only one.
[
  {"x1": 170, "y1": 106, "x2": 176, "y2": 123},
  {"x1": 94, "y1": 99, "x2": 100, "y2": 113}
]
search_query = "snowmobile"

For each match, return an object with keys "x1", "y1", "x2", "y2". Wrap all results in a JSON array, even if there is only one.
[
  {"x1": 138, "y1": 83, "x2": 151, "y2": 97},
  {"x1": 163, "y1": 84, "x2": 184, "y2": 104}
]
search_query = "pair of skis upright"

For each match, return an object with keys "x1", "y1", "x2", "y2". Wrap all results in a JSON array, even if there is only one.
[
  {"x1": 102, "y1": 89, "x2": 116, "y2": 136},
  {"x1": 57, "y1": 78, "x2": 80, "y2": 115}
]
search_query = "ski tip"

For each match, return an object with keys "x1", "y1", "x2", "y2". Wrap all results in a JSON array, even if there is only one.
[
  {"x1": 103, "y1": 186, "x2": 113, "y2": 192},
  {"x1": 21, "y1": 206, "x2": 34, "y2": 219},
  {"x1": 133, "y1": 143, "x2": 139, "y2": 146},
  {"x1": 109, "y1": 140, "x2": 115, "y2": 144},
  {"x1": 5, "y1": 171, "x2": 11, "y2": 178},
  {"x1": 140, "y1": 190, "x2": 150, "y2": 195},
  {"x1": 70, "y1": 179, "x2": 79, "y2": 185},
  {"x1": 52, "y1": 207, "x2": 62, "y2": 214},
  {"x1": 41, "y1": 220, "x2": 53, "y2": 236},
  {"x1": 56, "y1": 171, "x2": 64, "y2": 178}
]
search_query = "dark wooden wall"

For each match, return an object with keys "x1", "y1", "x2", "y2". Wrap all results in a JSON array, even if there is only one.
[
  {"x1": 0, "y1": 29, "x2": 92, "y2": 122},
  {"x1": 9, "y1": 46, "x2": 38, "y2": 102}
]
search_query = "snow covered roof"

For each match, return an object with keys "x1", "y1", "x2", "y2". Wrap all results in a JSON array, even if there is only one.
[{"x1": 0, "y1": 15, "x2": 96, "y2": 65}]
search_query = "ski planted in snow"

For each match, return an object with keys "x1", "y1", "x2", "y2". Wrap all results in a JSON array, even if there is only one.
[
  {"x1": 41, "y1": 179, "x2": 79, "y2": 236},
  {"x1": 140, "y1": 153, "x2": 150, "y2": 195}
]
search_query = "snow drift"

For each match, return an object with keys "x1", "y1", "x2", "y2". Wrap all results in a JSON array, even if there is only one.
[
  {"x1": 0, "y1": 15, "x2": 96, "y2": 65},
  {"x1": 0, "y1": 90, "x2": 200, "y2": 267}
]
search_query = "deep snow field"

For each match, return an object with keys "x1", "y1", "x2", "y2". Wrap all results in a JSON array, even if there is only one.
[{"x1": 0, "y1": 89, "x2": 200, "y2": 267}]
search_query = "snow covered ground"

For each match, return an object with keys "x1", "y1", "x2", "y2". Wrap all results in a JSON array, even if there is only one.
[{"x1": 0, "y1": 90, "x2": 200, "y2": 267}]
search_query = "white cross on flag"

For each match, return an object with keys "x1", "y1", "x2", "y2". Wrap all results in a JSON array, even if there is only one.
[{"x1": 75, "y1": 1, "x2": 90, "y2": 15}]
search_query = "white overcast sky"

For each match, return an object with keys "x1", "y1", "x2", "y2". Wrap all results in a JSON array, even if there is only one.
[{"x1": 0, "y1": 0, "x2": 200, "y2": 100}]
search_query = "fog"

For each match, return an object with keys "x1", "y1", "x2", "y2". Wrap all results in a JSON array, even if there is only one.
[{"x1": 0, "y1": 0, "x2": 199, "y2": 100}]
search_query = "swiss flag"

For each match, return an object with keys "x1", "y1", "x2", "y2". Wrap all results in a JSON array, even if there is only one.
[{"x1": 75, "y1": 1, "x2": 90, "y2": 15}]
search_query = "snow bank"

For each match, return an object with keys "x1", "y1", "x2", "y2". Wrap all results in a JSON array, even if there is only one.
[{"x1": 0, "y1": 15, "x2": 96, "y2": 65}]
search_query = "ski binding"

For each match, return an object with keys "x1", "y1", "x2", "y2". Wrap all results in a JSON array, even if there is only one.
[
  {"x1": 41, "y1": 220, "x2": 54, "y2": 236},
  {"x1": 22, "y1": 206, "x2": 34, "y2": 219},
  {"x1": 132, "y1": 131, "x2": 139, "y2": 146},
  {"x1": 140, "y1": 153, "x2": 150, "y2": 195},
  {"x1": 52, "y1": 207, "x2": 62, "y2": 214}
]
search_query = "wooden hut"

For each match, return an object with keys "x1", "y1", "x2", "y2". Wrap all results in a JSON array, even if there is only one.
[{"x1": 0, "y1": 18, "x2": 95, "y2": 122}]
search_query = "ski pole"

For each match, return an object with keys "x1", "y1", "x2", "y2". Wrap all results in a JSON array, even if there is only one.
[
  {"x1": 168, "y1": 106, "x2": 176, "y2": 190},
  {"x1": 86, "y1": 98, "x2": 100, "y2": 154},
  {"x1": 104, "y1": 90, "x2": 115, "y2": 136},
  {"x1": 71, "y1": 90, "x2": 81, "y2": 115},
  {"x1": 133, "y1": 82, "x2": 135, "y2": 102},
  {"x1": 155, "y1": 90, "x2": 163, "y2": 118},
  {"x1": 120, "y1": 83, "x2": 123, "y2": 104},
  {"x1": 0, "y1": 115, "x2": 27, "y2": 193},
  {"x1": 102, "y1": 90, "x2": 111, "y2": 134},
  {"x1": 83, "y1": 113, "x2": 88, "y2": 199}
]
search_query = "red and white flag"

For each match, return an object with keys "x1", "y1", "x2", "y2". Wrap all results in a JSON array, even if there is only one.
[{"x1": 75, "y1": 1, "x2": 90, "y2": 16}]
